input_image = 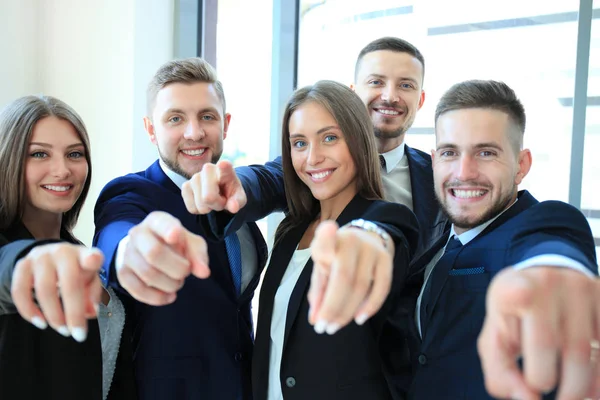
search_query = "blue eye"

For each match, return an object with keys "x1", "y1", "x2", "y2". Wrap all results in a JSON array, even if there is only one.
[
  {"x1": 479, "y1": 151, "x2": 495, "y2": 157},
  {"x1": 324, "y1": 135, "x2": 337, "y2": 143},
  {"x1": 293, "y1": 140, "x2": 307, "y2": 148},
  {"x1": 68, "y1": 151, "x2": 85, "y2": 159},
  {"x1": 201, "y1": 115, "x2": 215, "y2": 121},
  {"x1": 401, "y1": 83, "x2": 414, "y2": 89},
  {"x1": 30, "y1": 151, "x2": 47, "y2": 159},
  {"x1": 369, "y1": 79, "x2": 383, "y2": 86},
  {"x1": 169, "y1": 116, "x2": 182, "y2": 123}
]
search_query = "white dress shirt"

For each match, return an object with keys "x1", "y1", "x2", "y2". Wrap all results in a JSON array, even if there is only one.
[
  {"x1": 379, "y1": 142, "x2": 406, "y2": 174},
  {"x1": 267, "y1": 247, "x2": 312, "y2": 400}
]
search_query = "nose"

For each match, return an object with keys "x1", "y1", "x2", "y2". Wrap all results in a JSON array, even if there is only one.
[
  {"x1": 183, "y1": 120, "x2": 206, "y2": 141},
  {"x1": 307, "y1": 143, "x2": 325, "y2": 166},
  {"x1": 380, "y1": 83, "x2": 400, "y2": 103},
  {"x1": 51, "y1": 157, "x2": 72, "y2": 179},
  {"x1": 456, "y1": 154, "x2": 479, "y2": 182}
]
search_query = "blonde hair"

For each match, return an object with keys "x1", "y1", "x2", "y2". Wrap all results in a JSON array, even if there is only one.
[{"x1": 146, "y1": 57, "x2": 226, "y2": 116}]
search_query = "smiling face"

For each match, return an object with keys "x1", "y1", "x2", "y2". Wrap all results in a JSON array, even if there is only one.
[
  {"x1": 144, "y1": 81, "x2": 230, "y2": 179},
  {"x1": 23, "y1": 116, "x2": 89, "y2": 221},
  {"x1": 288, "y1": 101, "x2": 358, "y2": 206},
  {"x1": 433, "y1": 108, "x2": 531, "y2": 234},
  {"x1": 353, "y1": 50, "x2": 425, "y2": 152}
]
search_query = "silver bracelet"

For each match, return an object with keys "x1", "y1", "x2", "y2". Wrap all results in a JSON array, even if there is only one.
[{"x1": 343, "y1": 219, "x2": 392, "y2": 249}]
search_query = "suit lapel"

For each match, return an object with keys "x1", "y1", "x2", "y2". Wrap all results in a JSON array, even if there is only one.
[
  {"x1": 282, "y1": 195, "x2": 373, "y2": 348},
  {"x1": 405, "y1": 146, "x2": 447, "y2": 256},
  {"x1": 422, "y1": 190, "x2": 538, "y2": 333}
]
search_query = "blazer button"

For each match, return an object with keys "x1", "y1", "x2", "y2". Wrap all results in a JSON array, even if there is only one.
[
  {"x1": 418, "y1": 354, "x2": 428, "y2": 365},
  {"x1": 234, "y1": 352, "x2": 243, "y2": 362},
  {"x1": 285, "y1": 377, "x2": 296, "y2": 388}
]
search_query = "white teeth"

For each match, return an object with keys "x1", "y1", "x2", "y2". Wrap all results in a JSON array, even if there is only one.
[
  {"x1": 182, "y1": 149, "x2": 205, "y2": 156},
  {"x1": 453, "y1": 189, "x2": 486, "y2": 198},
  {"x1": 310, "y1": 171, "x2": 332, "y2": 179},
  {"x1": 43, "y1": 185, "x2": 71, "y2": 192},
  {"x1": 378, "y1": 109, "x2": 399, "y2": 115}
]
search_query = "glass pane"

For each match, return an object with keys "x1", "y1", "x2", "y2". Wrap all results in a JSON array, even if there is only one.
[
  {"x1": 217, "y1": 0, "x2": 273, "y2": 240},
  {"x1": 584, "y1": 0, "x2": 600, "y2": 261},
  {"x1": 298, "y1": 0, "x2": 581, "y2": 203}
]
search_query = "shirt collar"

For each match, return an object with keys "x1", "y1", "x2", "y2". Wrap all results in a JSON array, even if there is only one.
[
  {"x1": 379, "y1": 142, "x2": 406, "y2": 173},
  {"x1": 450, "y1": 198, "x2": 519, "y2": 246},
  {"x1": 159, "y1": 159, "x2": 188, "y2": 190}
]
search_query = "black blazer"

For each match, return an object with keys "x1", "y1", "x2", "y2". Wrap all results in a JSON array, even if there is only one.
[
  {"x1": 0, "y1": 222, "x2": 103, "y2": 400},
  {"x1": 252, "y1": 195, "x2": 419, "y2": 400}
]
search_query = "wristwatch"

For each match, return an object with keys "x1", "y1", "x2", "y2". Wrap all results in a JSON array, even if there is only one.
[{"x1": 344, "y1": 219, "x2": 392, "y2": 249}]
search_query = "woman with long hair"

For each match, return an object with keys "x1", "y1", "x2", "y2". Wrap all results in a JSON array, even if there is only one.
[
  {"x1": 0, "y1": 95, "x2": 135, "y2": 400},
  {"x1": 251, "y1": 80, "x2": 419, "y2": 399}
]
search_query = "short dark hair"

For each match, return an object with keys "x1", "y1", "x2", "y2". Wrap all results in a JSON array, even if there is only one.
[
  {"x1": 354, "y1": 36, "x2": 425, "y2": 80},
  {"x1": 435, "y1": 80, "x2": 526, "y2": 153}
]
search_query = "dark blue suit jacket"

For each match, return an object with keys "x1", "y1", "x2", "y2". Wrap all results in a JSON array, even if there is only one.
[
  {"x1": 93, "y1": 160, "x2": 268, "y2": 400},
  {"x1": 400, "y1": 191, "x2": 598, "y2": 400},
  {"x1": 207, "y1": 146, "x2": 446, "y2": 258}
]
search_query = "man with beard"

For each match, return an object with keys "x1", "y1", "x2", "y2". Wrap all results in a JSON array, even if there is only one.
[
  {"x1": 405, "y1": 80, "x2": 599, "y2": 399},
  {"x1": 92, "y1": 58, "x2": 269, "y2": 400}
]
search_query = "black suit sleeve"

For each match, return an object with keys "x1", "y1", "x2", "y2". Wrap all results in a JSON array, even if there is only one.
[
  {"x1": 201, "y1": 157, "x2": 287, "y2": 240},
  {"x1": 0, "y1": 235, "x2": 60, "y2": 315}
]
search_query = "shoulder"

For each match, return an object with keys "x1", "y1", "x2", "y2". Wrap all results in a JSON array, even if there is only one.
[{"x1": 405, "y1": 145, "x2": 431, "y2": 163}]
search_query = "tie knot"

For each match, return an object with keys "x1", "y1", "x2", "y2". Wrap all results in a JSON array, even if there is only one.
[
  {"x1": 379, "y1": 154, "x2": 386, "y2": 171},
  {"x1": 444, "y1": 236, "x2": 463, "y2": 254}
]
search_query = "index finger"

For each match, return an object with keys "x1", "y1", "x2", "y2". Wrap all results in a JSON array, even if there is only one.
[
  {"x1": 11, "y1": 258, "x2": 48, "y2": 329},
  {"x1": 144, "y1": 211, "x2": 186, "y2": 246},
  {"x1": 310, "y1": 221, "x2": 338, "y2": 266}
]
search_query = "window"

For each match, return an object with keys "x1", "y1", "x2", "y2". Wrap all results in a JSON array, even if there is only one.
[{"x1": 298, "y1": 0, "x2": 584, "y2": 203}]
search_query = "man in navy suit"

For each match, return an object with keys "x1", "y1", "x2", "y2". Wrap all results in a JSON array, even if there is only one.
[
  {"x1": 403, "y1": 80, "x2": 599, "y2": 399},
  {"x1": 93, "y1": 58, "x2": 268, "y2": 400}
]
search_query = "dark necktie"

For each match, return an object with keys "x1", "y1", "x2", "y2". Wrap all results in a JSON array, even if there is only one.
[
  {"x1": 225, "y1": 233, "x2": 242, "y2": 296},
  {"x1": 379, "y1": 154, "x2": 386, "y2": 171},
  {"x1": 420, "y1": 236, "x2": 463, "y2": 333}
]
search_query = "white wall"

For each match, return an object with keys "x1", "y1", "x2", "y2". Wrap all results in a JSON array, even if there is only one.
[
  {"x1": 1, "y1": 0, "x2": 175, "y2": 245},
  {"x1": 0, "y1": 0, "x2": 40, "y2": 107}
]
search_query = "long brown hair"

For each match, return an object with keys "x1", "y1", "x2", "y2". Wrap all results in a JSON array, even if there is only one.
[
  {"x1": 0, "y1": 95, "x2": 92, "y2": 238},
  {"x1": 275, "y1": 80, "x2": 383, "y2": 242}
]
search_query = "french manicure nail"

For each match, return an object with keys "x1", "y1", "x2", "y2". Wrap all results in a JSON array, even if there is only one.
[
  {"x1": 31, "y1": 316, "x2": 47, "y2": 330},
  {"x1": 71, "y1": 327, "x2": 87, "y2": 343},
  {"x1": 326, "y1": 323, "x2": 340, "y2": 335},
  {"x1": 355, "y1": 313, "x2": 369, "y2": 325},
  {"x1": 314, "y1": 320, "x2": 327, "y2": 334},
  {"x1": 56, "y1": 325, "x2": 70, "y2": 337}
]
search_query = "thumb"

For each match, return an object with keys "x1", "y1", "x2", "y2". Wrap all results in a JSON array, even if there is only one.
[
  {"x1": 79, "y1": 247, "x2": 105, "y2": 273},
  {"x1": 310, "y1": 220, "x2": 338, "y2": 267},
  {"x1": 487, "y1": 268, "x2": 535, "y2": 318}
]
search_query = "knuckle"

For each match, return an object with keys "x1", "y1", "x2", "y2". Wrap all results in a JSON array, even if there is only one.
[{"x1": 143, "y1": 245, "x2": 164, "y2": 265}]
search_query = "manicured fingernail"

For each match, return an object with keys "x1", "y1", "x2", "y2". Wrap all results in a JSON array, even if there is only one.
[
  {"x1": 326, "y1": 323, "x2": 340, "y2": 335},
  {"x1": 355, "y1": 313, "x2": 368, "y2": 325},
  {"x1": 314, "y1": 320, "x2": 327, "y2": 334},
  {"x1": 71, "y1": 327, "x2": 87, "y2": 343},
  {"x1": 56, "y1": 325, "x2": 70, "y2": 337},
  {"x1": 31, "y1": 316, "x2": 47, "y2": 330}
]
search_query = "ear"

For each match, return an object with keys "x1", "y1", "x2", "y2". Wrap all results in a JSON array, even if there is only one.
[
  {"x1": 143, "y1": 117, "x2": 157, "y2": 145},
  {"x1": 514, "y1": 148, "x2": 532, "y2": 185},
  {"x1": 417, "y1": 90, "x2": 426, "y2": 110},
  {"x1": 222, "y1": 113, "x2": 232, "y2": 140},
  {"x1": 430, "y1": 149, "x2": 436, "y2": 163},
  {"x1": 350, "y1": 83, "x2": 356, "y2": 92}
]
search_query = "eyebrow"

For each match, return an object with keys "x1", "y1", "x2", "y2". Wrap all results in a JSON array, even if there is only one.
[
  {"x1": 164, "y1": 107, "x2": 220, "y2": 115},
  {"x1": 289, "y1": 125, "x2": 339, "y2": 139},
  {"x1": 436, "y1": 142, "x2": 504, "y2": 152},
  {"x1": 366, "y1": 74, "x2": 419, "y2": 85},
  {"x1": 30, "y1": 142, "x2": 84, "y2": 149}
]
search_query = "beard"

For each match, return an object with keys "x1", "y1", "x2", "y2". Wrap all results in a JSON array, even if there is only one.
[
  {"x1": 157, "y1": 146, "x2": 222, "y2": 179},
  {"x1": 436, "y1": 181, "x2": 517, "y2": 231},
  {"x1": 374, "y1": 125, "x2": 407, "y2": 140}
]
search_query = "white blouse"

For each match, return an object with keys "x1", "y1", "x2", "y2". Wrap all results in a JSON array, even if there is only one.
[{"x1": 267, "y1": 247, "x2": 312, "y2": 400}]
